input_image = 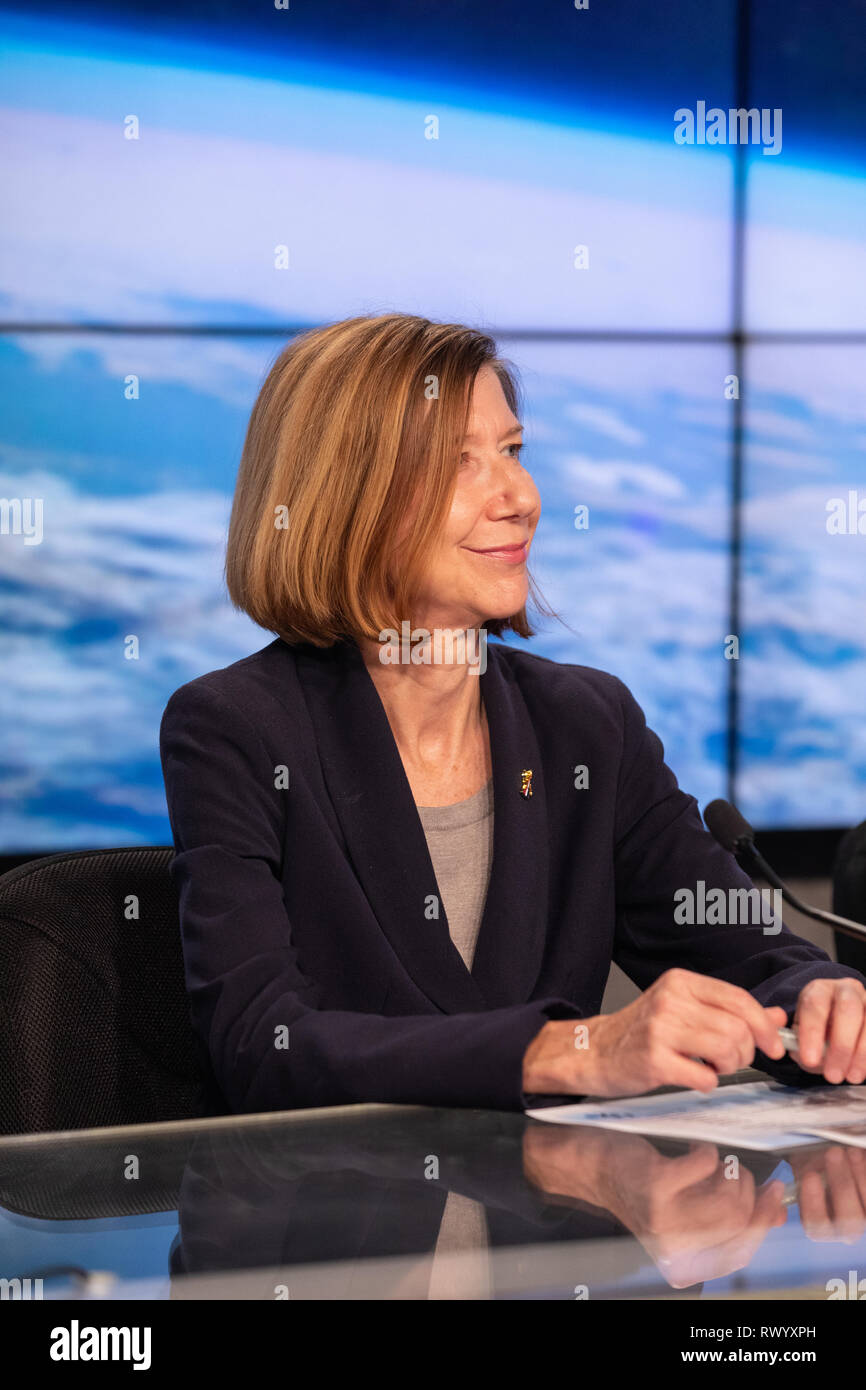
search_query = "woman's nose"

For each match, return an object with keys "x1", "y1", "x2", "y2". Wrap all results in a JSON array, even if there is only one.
[{"x1": 486, "y1": 456, "x2": 538, "y2": 516}]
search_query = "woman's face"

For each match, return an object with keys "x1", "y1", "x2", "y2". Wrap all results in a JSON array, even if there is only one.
[{"x1": 411, "y1": 364, "x2": 541, "y2": 631}]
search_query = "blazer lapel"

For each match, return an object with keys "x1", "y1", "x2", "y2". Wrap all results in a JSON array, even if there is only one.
[
  {"x1": 471, "y1": 643, "x2": 550, "y2": 1008},
  {"x1": 295, "y1": 638, "x2": 486, "y2": 1013},
  {"x1": 293, "y1": 637, "x2": 549, "y2": 1014}
]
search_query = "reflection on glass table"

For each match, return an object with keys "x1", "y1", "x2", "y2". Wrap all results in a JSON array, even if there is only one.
[{"x1": 2, "y1": 1081, "x2": 866, "y2": 1300}]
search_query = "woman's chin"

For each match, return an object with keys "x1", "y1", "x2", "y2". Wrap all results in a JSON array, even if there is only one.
[
  {"x1": 424, "y1": 584, "x2": 528, "y2": 631},
  {"x1": 482, "y1": 582, "x2": 529, "y2": 621}
]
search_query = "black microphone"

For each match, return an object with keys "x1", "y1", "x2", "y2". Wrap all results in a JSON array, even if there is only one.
[{"x1": 703, "y1": 799, "x2": 866, "y2": 944}]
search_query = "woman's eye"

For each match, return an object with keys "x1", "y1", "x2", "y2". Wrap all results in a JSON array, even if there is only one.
[{"x1": 504, "y1": 443, "x2": 523, "y2": 458}]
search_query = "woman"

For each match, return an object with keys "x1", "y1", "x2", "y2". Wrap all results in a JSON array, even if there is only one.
[{"x1": 160, "y1": 313, "x2": 866, "y2": 1116}]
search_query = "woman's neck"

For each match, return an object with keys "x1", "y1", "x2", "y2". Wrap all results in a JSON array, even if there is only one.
[{"x1": 356, "y1": 629, "x2": 492, "y2": 805}]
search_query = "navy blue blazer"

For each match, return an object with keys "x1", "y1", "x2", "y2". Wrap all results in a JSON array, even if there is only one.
[{"x1": 159, "y1": 635, "x2": 865, "y2": 1114}]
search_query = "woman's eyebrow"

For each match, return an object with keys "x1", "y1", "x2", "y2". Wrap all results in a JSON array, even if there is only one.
[{"x1": 462, "y1": 421, "x2": 524, "y2": 445}]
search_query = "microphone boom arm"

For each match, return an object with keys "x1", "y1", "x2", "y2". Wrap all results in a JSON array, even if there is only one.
[{"x1": 735, "y1": 842, "x2": 866, "y2": 944}]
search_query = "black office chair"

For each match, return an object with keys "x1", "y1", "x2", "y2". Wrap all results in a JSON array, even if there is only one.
[
  {"x1": 0, "y1": 847, "x2": 204, "y2": 1135},
  {"x1": 833, "y1": 819, "x2": 866, "y2": 977}
]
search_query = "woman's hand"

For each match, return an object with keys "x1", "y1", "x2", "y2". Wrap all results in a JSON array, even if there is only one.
[
  {"x1": 522, "y1": 1126, "x2": 787, "y2": 1289},
  {"x1": 788, "y1": 978, "x2": 866, "y2": 1085},
  {"x1": 522, "y1": 967, "x2": 788, "y2": 1097},
  {"x1": 788, "y1": 1144, "x2": 866, "y2": 1244}
]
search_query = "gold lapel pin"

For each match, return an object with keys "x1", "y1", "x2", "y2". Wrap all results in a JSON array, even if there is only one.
[{"x1": 520, "y1": 769, "x2": 533, "y2": 799}]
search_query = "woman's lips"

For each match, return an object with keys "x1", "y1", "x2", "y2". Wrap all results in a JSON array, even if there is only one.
[{"x1": 465, "y1": 541, "x2": 529, "y2": 565}]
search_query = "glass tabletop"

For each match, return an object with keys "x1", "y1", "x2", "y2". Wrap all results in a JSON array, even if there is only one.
[{"x1": 1, "y1": 1072, "x2": 864, "y2": 1302}]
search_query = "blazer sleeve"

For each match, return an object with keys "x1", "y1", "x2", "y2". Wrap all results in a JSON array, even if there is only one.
[
  {"x1": 159, "y1": 682, "x2": 576, "y2": 1115},
  {"x1": 610, "y1": 677, "x2": 866, "y2": 1085}
]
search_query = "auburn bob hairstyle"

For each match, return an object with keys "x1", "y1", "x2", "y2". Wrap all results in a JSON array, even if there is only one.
[{"x1": 225, "y1": 312, "x2": 539, "y2": 646}]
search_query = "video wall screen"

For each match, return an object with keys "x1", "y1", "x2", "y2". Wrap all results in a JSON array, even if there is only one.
[{"x1": 0, "y1": 0, "x2": 863, "y2": 847}]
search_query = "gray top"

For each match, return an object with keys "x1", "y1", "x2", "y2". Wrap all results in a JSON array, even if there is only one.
[
  {"x1": 416, "y1": 776, "x2": 494, "y2": 972},
  {"x1": 417, "y1": 776, "x2": 495, "y2": 1292}
]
